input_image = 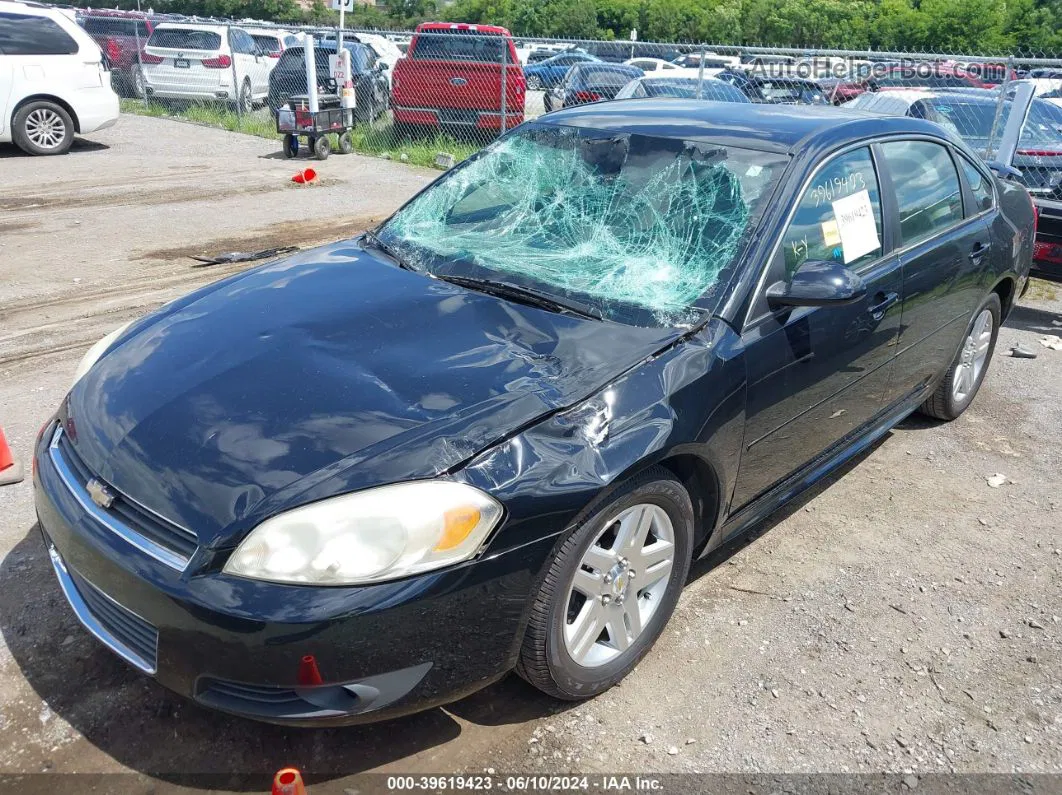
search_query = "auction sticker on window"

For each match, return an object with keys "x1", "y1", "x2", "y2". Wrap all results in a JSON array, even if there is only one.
[{"x1": 831, "y1": 189, "x2": 879, "y2": 264}]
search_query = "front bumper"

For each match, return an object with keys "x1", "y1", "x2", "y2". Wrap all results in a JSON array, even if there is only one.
[{"x1": 34, "y1": 424, "x2": 554, "y2": 726}]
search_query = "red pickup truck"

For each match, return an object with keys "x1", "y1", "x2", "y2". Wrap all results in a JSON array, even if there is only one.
[
  {"x1": 78, "y1": 10, "x2": 160, "y2": 98},
  {"x1": 391, "y1": 22, "x2": 525, "y2": 136}
]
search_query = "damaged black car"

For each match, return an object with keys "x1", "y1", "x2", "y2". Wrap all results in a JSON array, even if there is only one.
[{"x1": 34, "y1": 101, "x2": 1033, "y2": 725}]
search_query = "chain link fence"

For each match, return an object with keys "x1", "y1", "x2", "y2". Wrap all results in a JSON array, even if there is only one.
[{"x1": 80, "y1": 11, "x2": 1062, "y2": 256}]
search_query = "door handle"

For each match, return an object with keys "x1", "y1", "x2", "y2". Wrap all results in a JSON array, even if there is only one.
[
  {"x1": 868, "y1": 291, "x2": 899, "y2": 318},
  {"x1": 969, "y1": 242, "x2": 989, "y2": 261}
]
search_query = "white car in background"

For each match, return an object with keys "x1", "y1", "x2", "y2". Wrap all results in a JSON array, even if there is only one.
[
  {"x1": 624, "y1": 57, "x2": 683, "y2": 73},
  {"x1": 0, "y1": 0, "x2": 119, "y2": 155},
  {"x1": 248, "y1": 28, "x2": 298, "y2": 60},
  {"x1": 141, "y1": 22, "x2": 270, "y2": 111},
  {"x1": 356, "y1": 32, "x2": 401, "y2": 83}
]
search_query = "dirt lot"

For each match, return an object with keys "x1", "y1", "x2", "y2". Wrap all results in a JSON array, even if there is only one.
[{"x1": 1, "y1": 115, "x2": 1061, "y2": 793}]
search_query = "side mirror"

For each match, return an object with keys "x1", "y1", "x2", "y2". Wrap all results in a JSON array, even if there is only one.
[{"x1": 766, "y1": 260, "x2": 867, "y2": 308}]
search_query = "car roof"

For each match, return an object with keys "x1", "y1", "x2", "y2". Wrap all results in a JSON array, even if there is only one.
[
  {"x1": 540, "y1": 99, "x2": 951, "y2": 154},
  {"x1": 153, "y1": 21, "x2": 229, "y2": 32},
  {"x1": 0, "y1": 0, "x2": 60, "y2": 15},
  {"x1": 416, "y1": 22, "x2": 512, "y2": 36}
]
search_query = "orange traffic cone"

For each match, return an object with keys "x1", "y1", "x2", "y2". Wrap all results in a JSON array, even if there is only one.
[
  {"x1": 272, "y1": 767, "x2": 306, "y2": 795},
  {"x1": 0, "y1": 427, "x2": 23, "y2": 487},
  {"x1": 291, "y1": 168, "x2": 317, "y2": 185}
]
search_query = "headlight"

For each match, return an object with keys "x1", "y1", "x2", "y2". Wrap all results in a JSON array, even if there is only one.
[
  {"x1": 223, "y1": 481, "x2": 504, "y2": 585},
  {"x1": 72, "y1": 321, "x2": 134, "y2": 388}
]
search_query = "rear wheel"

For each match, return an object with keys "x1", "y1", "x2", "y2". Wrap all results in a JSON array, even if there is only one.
[
  {"x1": 313, "y1": 135, "x2": 331, "y2": 160},
  {"x1": 12, "y1": 101, "x2": 74, "y2": 156},
  {"x1": 338, "y1": 132, "x2": 353, "y2": 154},
  {"x1": 236, "y1": 80, "x2": 252, "y2": 115},
  {"x1": 517, "y1": 468, "x2": 693, "y2": 700},
  {"x1": 130, "y1": 65, "x2": 146, "y2": 99},
  {"x1": 919, "y1": 292, "x2": 1000, "y2": 421}
]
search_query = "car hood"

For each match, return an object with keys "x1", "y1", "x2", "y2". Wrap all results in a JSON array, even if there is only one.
[{"x1": 64, "y1": 241, "x2": 681, "y2": 548}]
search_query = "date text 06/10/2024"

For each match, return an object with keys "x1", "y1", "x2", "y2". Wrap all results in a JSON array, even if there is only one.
[{"x1": 384, "y1": 775, "x2": 665, "y2": 791}]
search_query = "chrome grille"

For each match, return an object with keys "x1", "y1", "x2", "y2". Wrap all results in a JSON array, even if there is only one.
[{"x1": 49, "y1": 425, "x2": 197, "y2": 570}]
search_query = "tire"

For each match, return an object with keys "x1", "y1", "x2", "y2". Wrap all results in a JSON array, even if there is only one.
[
  {"x1": 517, "y1": 467, "x2": 694, "y2": 700},
  {"x1": 237, "y1": 80, "x2": 252, "y2": 115},
  {"x1": 282, "y1": 133, "x2": 299, "y2": 159},
  {"x1": 313, "y1": 135, "x2": 331, "y2": 160},
  {"x1": 338, "y1": 132, "x2": 353, "y2": 155},
  {"x1": 130, "y1": 65, "x2": 146, "y2": 99},
  {"x1": 12, "y1": 100, "x2": 74, "y2": 156},
  {"x1": 918, "y1": 292, "x2": 1001, "y2": 421},
  {"x1": 528, "y1": 75, "x2": 542, "y2": 90}
]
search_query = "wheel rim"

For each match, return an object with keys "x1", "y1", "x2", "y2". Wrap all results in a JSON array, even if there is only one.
[
  {"x1": 25, "y1": 108, "x2": 66, "y2": 150},
  {"x1": 133, "y1": 67, "x2": 145, "y2": 97},
  {"x1": 563, "y1": 503, "x2": 675, "y2": 668},
  {"x1": 952, "y1": 307, "x2": 993, "y2": 403},
  {"x1": 241, "y1": 83, "x2": 251, "y2": 110}
]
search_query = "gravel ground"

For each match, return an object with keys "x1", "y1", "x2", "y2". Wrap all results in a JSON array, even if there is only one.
[{"x1": 1, "y1": 114, "x2": 1061, "y2": 793}]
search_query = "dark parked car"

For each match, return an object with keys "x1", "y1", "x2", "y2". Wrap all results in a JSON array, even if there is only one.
[
  {"x1": 716, "y1": 69, "x2": 828, "y2": 105},
  {"x1": 544, "y1": 62, "x2": 643, "y2": 110},
  {"x1": 267, "y1": 40, "x2": 388, "y2": 122},
  {"x1": 613, "y1": 75, "x2": 751, "y2": 103},
  {"x1": 524, "y1": 51, "x2": 598, "y2": 90},
  {"x1": 37, "y1": 102, "x2": 1033, "y2": 726}
]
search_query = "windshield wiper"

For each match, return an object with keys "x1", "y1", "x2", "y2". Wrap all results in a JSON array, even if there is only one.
[
  {"x1": 435, "y1": 274, "x2": 604, "y2": 321},
  {"x1": 361, "y1": 229, "x2": 420, "y2": 272}
]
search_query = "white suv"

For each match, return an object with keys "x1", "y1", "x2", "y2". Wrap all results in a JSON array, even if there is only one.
[
  {"x1": 142, "y1": 23, "x2": 271, "y2": 111},
  {"x1": 0, "y1": 0, "x2": 119, "y2": 155}
]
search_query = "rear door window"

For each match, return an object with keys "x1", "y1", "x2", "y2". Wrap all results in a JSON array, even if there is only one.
[
  {"x1": 781, "y1": 146, "x2": 884, "y2": 276},
  {"x1": 230, "y1": 29, "x2": 256, "y2": 55},
  {"x1": 881, "y1": 140, "x2": 964, "y2": 246},
  {"x1": 412, "y1": 30, "x2": 511, "y2": 64},
  {"x1": 81, "y1": 17, "x2": 149, "y2": 38},
  {"x1": 251, "y1": 34, "x2": 281, "y2": 55},
  {"x1": 148, "y1": 28, "x2": 222, "y2": 50},
  {"x1": 0, "y1": 12, "x2": 79, "y2": 55}
]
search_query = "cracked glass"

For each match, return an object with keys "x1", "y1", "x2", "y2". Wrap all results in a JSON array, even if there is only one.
[{"x1": 379, "y1": 123, "x2": 787, "y2": 327}]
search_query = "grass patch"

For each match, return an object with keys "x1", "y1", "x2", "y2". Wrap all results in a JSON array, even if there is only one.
[
  {"x1": 1025, "y1": 278, "x2": 1059, "y2": 302},
  {"x1": 120, "y1": 98, "x2": 479, "y2": 169}
]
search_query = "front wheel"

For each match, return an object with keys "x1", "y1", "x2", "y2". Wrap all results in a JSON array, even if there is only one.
[
  {"x1": 338, "y1": 132, "x2": 353, "y2": 154},
  {"x1": 919, "y1": 292, "x2": 1001, "y2": 421},
  {"x1": 313, "y1": 135, "x2": 331, "y2": 160},
  {"x1": 517, "y1": 467, "x2": 693, "y2": 700}
]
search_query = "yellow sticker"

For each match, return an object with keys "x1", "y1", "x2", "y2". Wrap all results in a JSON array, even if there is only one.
[{"x1": 821, "y1": 219, "x2": 841, "y2": 247}]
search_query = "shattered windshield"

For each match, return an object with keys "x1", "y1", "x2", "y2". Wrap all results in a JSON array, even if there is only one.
[{"x1": 378, "y1": 124, "x2": 787, "y2": 326}]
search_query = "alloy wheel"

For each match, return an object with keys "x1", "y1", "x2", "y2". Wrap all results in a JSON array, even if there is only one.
[
  {"x1": 951, "y1": 307, "x2": 993, "y2": 403},
  {"x1": 563, "y1": 503, "x2": 675, "y2": 668},
  {"x1": 25, "y1": 108, "x2": 66, "y2": 151}
]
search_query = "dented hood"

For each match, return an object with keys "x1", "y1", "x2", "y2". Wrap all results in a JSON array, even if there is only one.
[{"x1": 65, "y1": 242, "x2": 681, "y2": 547}]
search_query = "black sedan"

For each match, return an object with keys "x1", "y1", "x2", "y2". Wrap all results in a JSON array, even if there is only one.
[
  {"x1": 35, "y1": 102, "x2": 1033, "y2": 726},
  {"x1": 267, "y1": 40, "x2": 389, "y2": 123},
  {"x1": 544, "y1": 63, "x2": 643, "y2": 111}
]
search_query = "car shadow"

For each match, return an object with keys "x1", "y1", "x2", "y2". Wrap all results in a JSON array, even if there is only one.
[
  {"x1": 1004, "y1": 302, "x2": 1062, "y2": 335},
  {"x1": 0, "y1": 139, "x2": 109, "y2": 158}
]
